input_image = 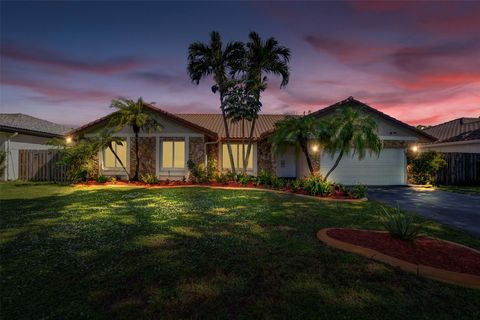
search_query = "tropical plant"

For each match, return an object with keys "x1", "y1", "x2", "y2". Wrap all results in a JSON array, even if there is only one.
[
  {"x1": 141, "y1": 173, "x2": 159, "y2": 184},
  {"x1": 50, "y1": 138, "x2": 98, "y2": 182},
  {"x1": 303, "y1": 175, "x2": 332, "y2": 196},
  {"x1": 215, "y1": 172, "x2": 229, "y2": 184},
  {"x1": 348, "y1": 184, "x2": 368, "y2": 199},
  {"x1": 379, "y1": 204, "x2": 423, "y2": 241},
  {"x1": 256, "y1": 170, "x2": 274, "y2": 186},
  {"x1": 225, "y1": 32, "x2": 290, "y2": 173},
  {"x1": 96, "y1": 175, "x2": 109, "y2": 183},
  {"x1": 408, "y1": 150, "x2": 446, "y2": 184},
  {"x1": 95, "y1": 129, "x2": 129, "y2": 179},
  {"x1": 322, "y1": 107, "x2": 382, "y2": 181},
  {"x1": 187, "y1": 160, "x2": 208, "y2": 183},
  {"x1": 109, "y1": 97, "x2": 162, "y2": 181},
  {"x1": 187, "y1": 31, "x2": 244, "y2": 173},
  {"x1": 271, "y1": 116, "x2": 325, "y2": 175},
  {"x1": 290, "y1": 178, "x2": 304, "y2": 192}
]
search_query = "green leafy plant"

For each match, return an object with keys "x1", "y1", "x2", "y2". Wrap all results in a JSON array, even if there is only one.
[
  {"x1": 303, "y1": 175, "x2": 331, "y2": 196},
  {"x1": 96, "y1": 175, "x2": 109, "y2": 183},
  {"x1": 271, "y1": 177, "x2": 288, "y2": 189},
  {"x1": 206, "y1": 158, "x2": 218, "y2": 181},
  {"x1": 256, "y1": 170, "x2": 273, "y2": 186},
  {"x1": 109, "y1": 176, "x2": 118, "y2": 184},
  {"x1": 290, "y1": 178, "x2": 304, "y2": 192},
  {"x1": 237, "y1": 174, "x2": 253, "y2": 186},
  {"x1": 141, "y1": 173, "x2": 159, "y2": 184},
  {"x1": 349, "y1": 184, "x2": 368, "y2": 199},
  {"x1": 408, "y1": 151, "x2": 447, "y2": 184},
  {"x1": 379, "y1": 204, "x2": 423, "y2": 241},
  {"x1": 187, "y1": 160, "x2": 208, "y2": 183},
  {"x1": 215, "y1": 173, "x2": 229, "y2": 184}
]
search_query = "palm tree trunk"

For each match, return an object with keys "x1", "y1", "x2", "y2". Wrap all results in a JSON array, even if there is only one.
[
  {"x1": 220, "y1": 95, "x2": 236, "y2": 174},
  {"x1": 300, "y1": 139, "x2": 314, "y2": 175},
  {"x1": 133, "y1": 127, "x2": 140, "y2": 181},
  {"x1": 324, "y1": 149, "x2": 344, "y2": 181},
  {"x1": 243, "y1": 116, "x2": 256, "y2": 175},
  {"x1": 108, "y1": 144, "x2": 130, "y2": 180}
]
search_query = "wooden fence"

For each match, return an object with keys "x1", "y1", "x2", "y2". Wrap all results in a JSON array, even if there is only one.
[
  {"x1": 18, "y1": 149, "x2": 68, "y2": 182},
  {"x1": 434, "y1": 153, "x2": 480, "y2": 185}
]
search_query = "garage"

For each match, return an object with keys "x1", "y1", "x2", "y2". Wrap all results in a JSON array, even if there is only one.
[{"x1": 319, "y1": 148, "x2": 406, "y2": 185}]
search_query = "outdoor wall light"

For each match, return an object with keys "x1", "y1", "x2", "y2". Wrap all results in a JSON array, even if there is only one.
[
  {"x1": 411, "y1": 145, "x2": 418, "y2": 152},
  {"x1": 65, "y1": 136, "x2": 72, "y2": 144},
  {"x1": 312, "y1": 145, "x2": 319, "y2": 152}
]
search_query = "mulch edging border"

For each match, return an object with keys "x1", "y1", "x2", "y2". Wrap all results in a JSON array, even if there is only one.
[
  {"x1": 317, "y1": 228, "x2": 480, "y2": 289},
  {"x1": 75, "y1": 183, "x2": 368, "y2": 203}
]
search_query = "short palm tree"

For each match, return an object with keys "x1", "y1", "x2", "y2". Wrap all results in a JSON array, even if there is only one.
[
  {"x1": 322, "y1": 107, "x2": 383, "y2": 180},
  {"x1": 109, "y1": 97, "x2": 162, "y2": 181},
  {"x1": 94, "y1": 129, "x2": 129, "y2": 179},
  {"x1": 270, "y1": 115, "x2": 325, "y2": 176},
  {"x1": 241, "y1": 32, "x2": 290, "y2": 173},
  {"x1": 187, "y1": 31, "x2": 244, "y2": 173}
]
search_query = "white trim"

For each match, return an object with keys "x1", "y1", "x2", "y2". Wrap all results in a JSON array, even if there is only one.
[
  {"x1": 380, "y1": 135, "x2": 418, "y2": 141},
  {"x1": 85, "y1": 132, "x2": 203, "y2": 138},
  {"x1": 421, "y1": 139, "x2": 480, "y2": 148},
  {"x1": 219, "y1": 142, "x2": 257, "y2": 175},
  {"x1": 158, "y1": 138, "x2": 188, "y2": 178}
]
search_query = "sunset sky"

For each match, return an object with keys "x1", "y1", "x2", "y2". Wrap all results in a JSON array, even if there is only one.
[{"x1": 1, "y1": 1, "x2": 479, "y2": 127}]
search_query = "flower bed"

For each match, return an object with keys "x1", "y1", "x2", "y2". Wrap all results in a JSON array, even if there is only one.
[
  {"x1": 76, "y1": 179, "x2": 364, "y2": 201},
  {"x1": 318, "y1": 228, "x2": 480, "y2": 288}
]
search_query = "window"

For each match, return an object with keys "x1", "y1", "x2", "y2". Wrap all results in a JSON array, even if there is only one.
[
  {"x1": 162, "y1": 140, "x2": 185, "y2": 169},
  {"x1": 222, "y1": 143, "x2": 253, "y2": 170},
  {"x1": 103, "y1": 141, "x2": 127, "y2": 169}
]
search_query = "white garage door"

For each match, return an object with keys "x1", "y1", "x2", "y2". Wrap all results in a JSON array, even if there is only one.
[{"x1": 320, "y1": 148, "x2": 406, "y2": 185}]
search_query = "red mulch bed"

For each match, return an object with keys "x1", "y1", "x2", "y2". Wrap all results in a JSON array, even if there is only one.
[
  {"x1": 76, "y1": 180, "x2": 356, "y2": 200},
  {"x1": 327, "y1": 228, "x2": 480, "y2": 275}
]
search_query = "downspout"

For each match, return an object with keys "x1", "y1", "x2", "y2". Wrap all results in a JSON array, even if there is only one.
[
  {"x1": 5, "y1": 132, "x2": 18, "y2": 180},
  {"x1": 204, "y1": 138, "x2": 220, "y2": 167}
]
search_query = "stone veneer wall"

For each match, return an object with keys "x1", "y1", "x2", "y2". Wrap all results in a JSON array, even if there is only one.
[
  {"x1": 257, "y1": 139, "x2": 275, "y2": 174},
  {"x1": 130, "y1": 137, "x2": 156, "y2": 176},
  {"x1": 189, "y1": 137, "x2": 205, "y2": 165},
  {"x1": 206, "y1": 142, "x2": 219, "y2": 172}
]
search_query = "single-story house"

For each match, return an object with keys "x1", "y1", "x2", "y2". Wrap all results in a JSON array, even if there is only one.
[
  {"x1": 69, "y1": 97, "x2": 435, "y2": 185},
  {"x1": 421, "y1": 117, "x2": 480, "y2": 153},
  {"x1": 0, "y1": 113, "x2": 71, "y2": 180}
]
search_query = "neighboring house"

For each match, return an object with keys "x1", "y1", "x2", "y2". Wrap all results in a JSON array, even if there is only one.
[
  {"x1": 70, "y1": 97, "x2": 435, "y2": 185},
  {"x1": 421, "y1": 117, "x2": 480, "y2": 153},
  {"x1": 0, "y1": 113, "x2": 71, "y2": 180}
]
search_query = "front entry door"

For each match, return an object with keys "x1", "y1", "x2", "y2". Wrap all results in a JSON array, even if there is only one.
[{"x1": 276, "y1": 147, "x2": 296, "y2": 178}]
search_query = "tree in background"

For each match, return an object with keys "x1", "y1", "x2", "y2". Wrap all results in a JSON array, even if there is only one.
[
  {"x1": 187, "y1": 31, "x2": 245, "y2": 174},
  {"x1": 109, "y1": 97, "x2": 162, "y2": 181},
  {"x1": 321, "y1": 107, "x2": 383, "y2": 181}
]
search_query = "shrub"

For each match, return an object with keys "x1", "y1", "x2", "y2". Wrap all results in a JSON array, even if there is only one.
[
  {"x1": 290, "y1": 178, "x2": 304, "y2": 192},
  {"x1": 303, "y1": 176, "x2": 331, "y2": 196},
  {"x1": 141, "y1": 173, "x2": 159, "y2": 184},
  {"x1": 206, "y1": 158, "x2": 217, "y2": 181},
  {"x1": 379, "y1": 205, "x2": 422, "y2": 241},
  {"x1": 408, "y1": 151, "x2": 447, "y2": 184},
  {"x1": 256, "y1": 170, "x2": 274, "y2": 187},
  {"x1": 237, "y1": 174, "x2": 253, "y2": 186},
  {"x1": 187, "y1": 160, "x2": 208, "y2": 183},
  {"x1": 109, "y1": 176, "x2": 118, "y2": 184},
  {"x1": 349, "y1": 184, "x2": 368, "y2": 199},
  {"x1": 215, "y1": 173, "x2": 229, "y2": 184},
  {"x1": 96, "y1": 175, "x2": 109, "y2": 183},
  {"x1": 50, "y1": 138, "x2": 98, "y2": 182},
  {"x1": 271, "y1": 177, "x2": 288, "y2": 189}
]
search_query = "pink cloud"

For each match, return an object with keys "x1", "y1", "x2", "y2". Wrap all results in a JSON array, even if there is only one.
[{"x1": 1, "y1": 41, "x2": 147, "y2": 74}]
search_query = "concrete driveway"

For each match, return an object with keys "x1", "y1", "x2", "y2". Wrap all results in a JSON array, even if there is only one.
[{"x1": 368, "y1": 186, "x2": 480, "y2": 237}]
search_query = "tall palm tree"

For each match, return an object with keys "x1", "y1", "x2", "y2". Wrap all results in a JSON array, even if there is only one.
[
  {"x1": 322, "y1": 107, "x2": 383, "y2": 180},
  {"x1": 94, "y1": 129, "x2": 129, "y2": 179},
  {"x1": 270, "y1": 115, "x2": 325, "y2": 176},
  {"x1": 109, "y1": 97, "x2": 162, "y2": 181},
  {"x1": 241, "y1": 32, "x2": 290, "y2": 173},
  {"x1": 187, "y1": 31, "x2": 244, "y2": 173}
]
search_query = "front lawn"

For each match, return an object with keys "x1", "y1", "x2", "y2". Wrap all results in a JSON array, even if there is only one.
[
  {"x1": 1, "y1": 183, "x2": 479, "y2": 319},
  {"x1": 436, "y1": 185, "x2": 480, "y2": 195}
]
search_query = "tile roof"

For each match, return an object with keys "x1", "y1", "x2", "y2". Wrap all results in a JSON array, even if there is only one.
[
  {"x1": 424, "y1": 117, "x2": 480, "y2": 142},
  {"x1": 174, "y1": 114, "x2": 289, "y2": 139},
  {"x1": 0, "y1": 113, "x2": 71, "y2": 137}
]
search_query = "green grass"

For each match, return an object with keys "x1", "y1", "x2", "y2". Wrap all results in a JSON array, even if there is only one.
[
  {"x1": 436, "y1": 185, "x2": 480, "y2": 195},
  {"x1": 1, "y1": 182, "x2": 479, "y2": 319}
]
